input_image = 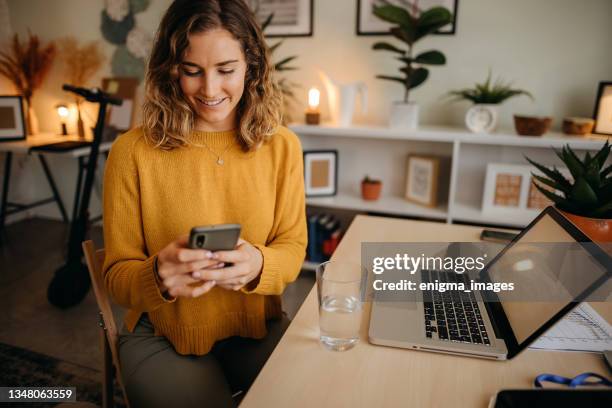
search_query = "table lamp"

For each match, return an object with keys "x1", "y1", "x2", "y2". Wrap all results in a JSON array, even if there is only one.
[
  {"x1": 56, "y1": 104, "x2": 69, "y2": 135},
  {"x1": 305, "y1": 87, "x2": 321, "y2": 125}
]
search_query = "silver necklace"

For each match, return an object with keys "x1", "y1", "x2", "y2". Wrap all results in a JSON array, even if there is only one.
[{"x1": 188, "y1": 140, "x2": 233, "y2": 165}]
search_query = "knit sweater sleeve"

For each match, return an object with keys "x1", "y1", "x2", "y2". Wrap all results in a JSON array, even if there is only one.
[
  {"x1": 102, "y1": 131, "x2": 176, "y2": 311},
  {"x1": 245, "y1": 129, "x2": 308, "y2": 296}
]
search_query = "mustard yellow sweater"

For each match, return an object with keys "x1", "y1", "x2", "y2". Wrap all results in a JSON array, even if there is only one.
[{"x1": 102, "y1": 126, "x2": 307, "y2": 355}]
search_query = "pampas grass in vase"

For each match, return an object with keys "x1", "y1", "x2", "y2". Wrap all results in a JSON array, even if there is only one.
[
  {"x1": 58, "y1": 37, "x2": 105, "y2": 138},
  {"x1": 0, "y1": 32, "x2": 56, "y2": 135}
]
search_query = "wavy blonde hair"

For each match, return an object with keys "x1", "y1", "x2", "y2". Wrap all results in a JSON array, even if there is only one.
[{"x1": 142, "y1": 0, "x2": 282, "y2": 151}]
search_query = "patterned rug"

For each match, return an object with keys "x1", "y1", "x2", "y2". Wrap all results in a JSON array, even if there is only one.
[{"x1": 0, "y1": 342, "x2": 126, "y2": 407}]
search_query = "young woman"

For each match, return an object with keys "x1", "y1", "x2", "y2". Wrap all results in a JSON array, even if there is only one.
[{"x1": 102, "y1": 0, "x2": 307, "y2": 406}]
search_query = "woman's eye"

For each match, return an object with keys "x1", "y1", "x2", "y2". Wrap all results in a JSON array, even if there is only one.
[
  {"x1": 219, "y1": 70, "x2": 234, "y2": 75},
  {"x1": 182, "y1": 69, "x2": 201, "y2": 77}
]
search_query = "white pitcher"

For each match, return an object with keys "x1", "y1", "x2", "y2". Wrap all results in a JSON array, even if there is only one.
[{"x1": 319, "y1": 70, "x2": 367, "y2": 127}]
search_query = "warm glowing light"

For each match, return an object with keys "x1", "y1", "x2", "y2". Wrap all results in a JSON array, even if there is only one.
[
  {"x1": 56, "y1": 105, "x2": 69, "y2": 118},
  {"x1": 308, "y1": 88, "x2": 320, "y2": 109}
]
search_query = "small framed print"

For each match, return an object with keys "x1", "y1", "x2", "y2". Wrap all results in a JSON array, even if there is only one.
[
  {"x1": 593, "y1": 81, "x2": 612, "y2": 135},
  {"x1": 0, "y1": 95, "x2": 26, "y2": 142},
  {"x1": 405, "y1": 155, "x2": 450, "y2": 207},
  {"x1": 102, "y1": 77, "x2": 139, "y2": 132},
  {"x1": 357, "y1": 0, "x2": 458, "y2": 36},
  {"x1": 249, "y1": 0, "x2": 314, "y2": 37},
  {"x1": 304, "y1": 150, "x2": 337, "y2": 197},
  {"x1": 483, "y1": 164, "x2": 571, "y2": 217}
]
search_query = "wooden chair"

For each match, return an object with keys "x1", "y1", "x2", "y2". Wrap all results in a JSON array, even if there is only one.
[{"x1": 82, "y1": 240, "x2": 131, "y2": 408}]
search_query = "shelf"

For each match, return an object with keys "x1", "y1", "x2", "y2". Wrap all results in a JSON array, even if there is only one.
[
  {"x1": 451, "y1": 202, "x2": 537, "y2": 228},
  {"x1": 290, "y1": 123, "x2": 610, "y2": 150},
  {"x1": 307, "y1": 193, "x2": 448, "y2": 220}
]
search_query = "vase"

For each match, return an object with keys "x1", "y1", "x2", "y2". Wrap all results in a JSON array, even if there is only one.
[
  {"x1": 558, "y1": 209, "x2": 612, "y2": 251},
  {"x1": 389, "y1": 102, "x2": 419, "y2": 130},
  {"x1": 361, "y1": 182, "x2": 382, "y2": 201},
  {"x1": 465, "y1": 103, "x2": 499, "y2": 134},
  {"x1": 26, "y1": 103, "x2": 39, "y2": 136}
]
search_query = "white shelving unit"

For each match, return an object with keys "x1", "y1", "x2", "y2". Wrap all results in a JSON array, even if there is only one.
[{"x1": 292, "y1": 123, "x2": 610, "y2": 229}]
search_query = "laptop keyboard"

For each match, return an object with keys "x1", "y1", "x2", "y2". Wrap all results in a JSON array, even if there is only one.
[{"x1": 421, "y1": 269, "x2": 491, "y2": 346}]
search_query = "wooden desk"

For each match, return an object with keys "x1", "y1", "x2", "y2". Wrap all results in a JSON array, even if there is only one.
[
  {"x1": 0, "y1": 133, "x2": 112, "y2": 231},
  {"x1": 241, "y1": 215, "x2": 611, "y2": 408}
]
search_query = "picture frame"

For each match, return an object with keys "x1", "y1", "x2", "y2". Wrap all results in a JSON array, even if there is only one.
[
  {"x1": 356, "y1": 0, "x2": 458, "y2": 36},
  {"x1": 0, "y1": 95, "x2": 26, "y2": 142},
  {"x1": 102, "y1": 77, "x2": 139, "y2": 132},
  {"x1": 593, "y1": 81, "x2": 612, "y2": 136},
  {"x1": 482, "y1": 163, "x2": 571, "y2": 217},
  {"x1": 405, "y1": 155, "x2": 450, "y2": 207},
  {"x1": 249, "y1": 0, "x2": 314, "y2": 37},
  {"x1": 304, "y1": 150, "x2": 337, "y2": 197}
]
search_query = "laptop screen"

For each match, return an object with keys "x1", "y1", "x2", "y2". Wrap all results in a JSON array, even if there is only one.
[{"x1": 484, "y1": 212, "x2": 610, "y2": 344}]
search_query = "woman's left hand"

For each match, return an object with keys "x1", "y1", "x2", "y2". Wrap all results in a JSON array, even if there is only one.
[{"x1": 191, "y1": 238, "x2": 263, "y2": 291}]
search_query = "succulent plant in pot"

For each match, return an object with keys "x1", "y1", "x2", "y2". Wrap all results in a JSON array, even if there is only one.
[
  {"x1": 361, "y1": 175, "x2": 382, "y2": 201},
  {"x1": 448, "y1": 71, "x2": 533, "y2": 134},
  {"x1": 372, "y1": 3, "x2": 452, "y2": 130},
  {"x1": 525, "y1": 141, "x2": 612, "y2": 242}
]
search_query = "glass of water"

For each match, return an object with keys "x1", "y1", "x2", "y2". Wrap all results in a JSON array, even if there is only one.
[{"x1": 316, "y1": 261, "x2": 365, "y2": 351}]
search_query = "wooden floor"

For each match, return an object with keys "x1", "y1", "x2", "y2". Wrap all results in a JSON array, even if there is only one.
[{"x1": 0, "y1": 218, "x2": 315, "y2": 371}]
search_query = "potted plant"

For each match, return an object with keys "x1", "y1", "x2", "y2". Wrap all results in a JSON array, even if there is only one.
[
  {"x1": 372, "y1": 4, "x2": 452, "y2": 130},
  {"x1": 0, "y1": 33, "x2": 56, "y2": 135},
  {"x1": 525, "y1": 141, "x2": 611, "y2": 242},
  {"x1": 261, "y1": 13, "x2": 300, "y2": 124},
  {"x1": 447, "y1": 71, "x2": 533, "y2": 134},
  {"x1": 361, "y1": 175, "x2": 382, "y2": 201}
]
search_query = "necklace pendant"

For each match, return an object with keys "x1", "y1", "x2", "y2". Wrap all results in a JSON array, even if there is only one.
[{"x1": 217, "y1": 158, "x2": 224, "y2": 165}]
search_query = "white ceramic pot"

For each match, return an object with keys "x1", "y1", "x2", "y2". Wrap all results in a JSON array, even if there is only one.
[
  {"x1": 465, "y1": 103, "x2": 499, "y2": 134},
  {"x1": 389, "y1": 102, "x2": 419, "y2": 130}
]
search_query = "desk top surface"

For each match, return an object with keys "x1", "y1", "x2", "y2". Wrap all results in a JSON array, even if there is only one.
[
  {"x1": 0, "y1": 133, "x2": 112, "y2": 157},
  {"x1": 241, "y1": 215, "x2": 611, "y2": 408}
]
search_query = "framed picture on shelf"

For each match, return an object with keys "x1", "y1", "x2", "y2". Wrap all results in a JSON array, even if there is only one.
[
  {"x1": 248, "y1": 0, "x2": 313, "y2": 37},
  {"x1": 482, "y1": 164, "x2": 571, "y2": 217},
  {"x1": 102, "y1": 77, "x2": 139, "y2": 132},
  {"x1": 405, "y1": 155, "x2": 450, "y2": 207},
  {"x1": 356, "y1": 0, "x2": 458, "y2": 36},
  {"x1": 593, "y1": 81, "x2": 612, "y2": 135},
  {"x1": 0, "y1": 95, "x2": 26, "y2": 142},
  {"x1": 304, "y1": 150, "x2": 337, "y2": 197}
]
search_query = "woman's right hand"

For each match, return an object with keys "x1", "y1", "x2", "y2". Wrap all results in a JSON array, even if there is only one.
[{"x1": 156, "y1": 235, "x2": 223, "y2": 298}]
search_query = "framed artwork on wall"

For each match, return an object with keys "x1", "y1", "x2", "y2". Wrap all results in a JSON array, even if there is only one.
[
  {"x1": 404, "y1": 155, "x2": 450, "y2": 208},
  {"x1": 356, "y1": 0, "x2": 458, "y2": 36},
  {"x1": 248, "y1": 0, "x2": 314, "y2": 37},
  {"x1": 593, "y1": 81, "x2": 612, "y2": 136},
  {"x1": 0, "y1": 95, "x2": 26, "y2": 142},
  {"x1": 304, "y1": 150, "x2": 337, "y2": 197}
]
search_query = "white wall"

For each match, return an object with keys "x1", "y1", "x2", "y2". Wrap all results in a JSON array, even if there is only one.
[
  {"x1": 4, "y1": 0, "x2": 612, "y2": 132},
  {"x1": 1, "y1": 0, "x2": 611, "y2": 222}
]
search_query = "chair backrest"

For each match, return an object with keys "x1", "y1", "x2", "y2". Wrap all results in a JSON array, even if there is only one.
[{"x1": 82, "y1": 240, "x2": 129, "y2": 406}]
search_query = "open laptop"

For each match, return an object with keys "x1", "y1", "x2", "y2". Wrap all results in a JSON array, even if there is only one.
[{"x1": 368, "y1": 207, "x2": 611, "y2": 360}]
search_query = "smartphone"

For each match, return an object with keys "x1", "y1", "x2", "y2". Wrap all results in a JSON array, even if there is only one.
[
  {"x1": 480, "y1": 229, "x2": 518, "y2": 244},
  {"x1": 188, "y1": 224, "x2": 241, "y2": 251}
]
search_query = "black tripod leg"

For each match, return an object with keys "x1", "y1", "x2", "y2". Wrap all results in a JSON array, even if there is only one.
[
  {"x1": 0, "y1": 152, "x2": 12, "y2": 234},
  {"x1": 38, "y1": 155, "x2": 69, "y2": 223}
]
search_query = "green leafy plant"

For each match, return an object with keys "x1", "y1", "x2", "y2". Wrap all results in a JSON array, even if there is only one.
[
  {"x1": 371, "y1": 3, "x2": 452, "y2": 103},
  {"x1": 362, "y1": 175, "x2": 381, "y2": 184},
  {"x1": 448, "y1": 71, "x2": 533, "y2": 104},
  {"x1": 525, "y1": 141, "x2": 612, "y2": 218},
  {"x1": 261, "y1": 13, "x2": 300, "y2": 122}
]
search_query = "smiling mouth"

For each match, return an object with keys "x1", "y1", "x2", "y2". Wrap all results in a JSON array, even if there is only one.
[{"x1": 196, "y1": 97, "x2": 227, "y2": 107}]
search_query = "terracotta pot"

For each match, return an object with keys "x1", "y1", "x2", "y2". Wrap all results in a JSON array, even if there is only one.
[
  {"x1": 361, "y1": 181, "x2": 382, "y2": 201},
  {"x1": 558, "y1": 209, "x2": 612, "y2": 243}
]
